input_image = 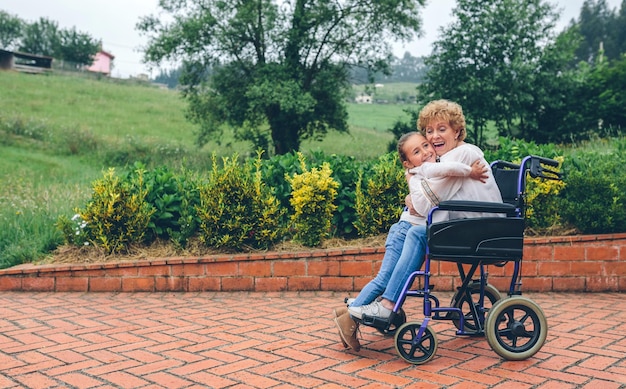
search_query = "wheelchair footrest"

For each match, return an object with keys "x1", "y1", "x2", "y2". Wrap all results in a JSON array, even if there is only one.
[{"x1": 358, "y1": 314, "x2": 391, "y2": 330}]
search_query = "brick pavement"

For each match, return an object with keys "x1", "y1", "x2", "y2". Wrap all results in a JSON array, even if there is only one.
[{"x1": 1, "y1": 291, "x2": 625, "y2": 388}]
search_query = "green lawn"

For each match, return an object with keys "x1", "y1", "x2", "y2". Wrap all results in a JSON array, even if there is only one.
[{"x1": 0, "y1": 71, "x2": 420, "y2": 268}]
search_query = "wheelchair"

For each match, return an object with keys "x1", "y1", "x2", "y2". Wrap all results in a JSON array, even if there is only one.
[{"x1": 352, "y1": 155, "x2": 562, "y2": 364}]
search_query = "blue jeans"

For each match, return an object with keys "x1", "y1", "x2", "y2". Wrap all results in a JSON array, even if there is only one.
[
  {"x1": 349, "y1": 221, "x2": 412, "y2": 307},
  {"x1": 381, "y1": 224, "x2": 427, "y2": 303}
]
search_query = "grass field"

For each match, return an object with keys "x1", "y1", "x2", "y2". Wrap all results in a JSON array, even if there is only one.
[
  {"x1": 0, "y1": 71, "x2": 420, "y2": 268},
  {"x1": 1, "y1": 71, "x2": 411, "y2": 158}
]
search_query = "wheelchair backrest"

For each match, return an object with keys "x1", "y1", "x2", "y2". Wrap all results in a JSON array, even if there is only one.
[{"x1": 491, "y1": 161, "x2": 521, "y2": 207}]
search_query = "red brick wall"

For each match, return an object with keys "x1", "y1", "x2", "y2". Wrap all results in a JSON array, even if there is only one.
[{"x1": 1, "y1": 233, "x2": 625, "y2": 293}]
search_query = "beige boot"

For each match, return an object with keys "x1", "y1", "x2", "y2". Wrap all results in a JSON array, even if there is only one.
[
  {"x1": 333, "y1": 309, "x2": 360, "y2": 351},
  {"x1": 332, "y1": 307, "x2": 349, "y2": 348}
]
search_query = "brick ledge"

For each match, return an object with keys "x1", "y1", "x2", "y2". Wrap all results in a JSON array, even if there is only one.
[{"x1": 1, "y1": 234, "x2": 625, "y2": 293}]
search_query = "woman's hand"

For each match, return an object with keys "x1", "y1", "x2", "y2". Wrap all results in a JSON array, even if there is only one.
[{"x1": 470, "y1": 160, "x2": 488, "y2": 183}]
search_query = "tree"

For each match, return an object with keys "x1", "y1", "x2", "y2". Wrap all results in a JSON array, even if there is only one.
[
  {"x1": 153, "y1": 67, "x2": 183, "y2": 89},
  {"x1": 19, "y1": 17, "x2": 60, "y2": 56},
  {"x1": 574, "y1": 0, "x2": 619, "y2": 63},
  {"x1": 587, "y1": 54, "x2": 626, "y2": 131},
  {"x1": 0, "y1": 10, "x2": 24, "y2": 51},
  {"x1": 617, "y1": 0, "x2": 626, "y2": 55},
  {"x1": 57, "y1": 27, "x2": 100, "y2": 67},
  {"x1": 137, "y1": 0, "x2": 426, "y2": 155},
  {"x1": 532, "y1": 28, "x2": 593, "y2": 142},
  {"x1": 418, "y1": 0, "x2": 565, "y2": 146}
]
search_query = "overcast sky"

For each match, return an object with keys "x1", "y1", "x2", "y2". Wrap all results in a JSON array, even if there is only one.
[{"x1": 1, "y1": 0, "x2": 622, "y2": 79}]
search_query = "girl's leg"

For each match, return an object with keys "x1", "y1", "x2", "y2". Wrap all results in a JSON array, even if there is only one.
[
  {"x1": 349, "y1": 221, "x2": 411, "y2": 307},
  {"x1": 348, "y1": 225, "x2": 427, "y2": 320},
  {"x1": 381, "y1": 225, "x2": 427, "y2": 303}
]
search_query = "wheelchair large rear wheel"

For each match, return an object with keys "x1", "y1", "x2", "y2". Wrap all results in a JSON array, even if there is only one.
[
  {"x1": 450, "y1": 283, "x2": 501, "y2": 332},
  {"x1": 485, "y1": 296, "x2": 547, "y2": 360},
  {"x1": 394, "y1": 322, "x2": 438, "y2": 364}
]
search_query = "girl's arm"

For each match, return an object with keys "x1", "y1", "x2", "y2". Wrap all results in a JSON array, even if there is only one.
[
  {"x1": 410, "y1": 160, "x2": 487, "y2": 181},
  {"x1": 409, "y1": 161, "x2": 469, "y2": 178}
]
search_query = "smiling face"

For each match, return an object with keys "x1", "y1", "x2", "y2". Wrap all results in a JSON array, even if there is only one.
[
  {"x1": 423, "y1": 120, "x2": 460, "y2": 157},
  {"x1": 417, "y1": 100, "x2": 467, "y2": 156},
  {"x1": 400, "y1": 133, "x2": 437, "y2": 169}
]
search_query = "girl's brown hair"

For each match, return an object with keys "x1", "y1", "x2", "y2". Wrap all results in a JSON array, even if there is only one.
[{"x1": 397, "y1": 131, "x2": 422, "y2": 162}]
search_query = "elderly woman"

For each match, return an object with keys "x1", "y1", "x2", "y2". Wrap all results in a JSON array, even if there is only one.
[{"x1": 344, "y1": 99, "x2": 502, "y2": 343}]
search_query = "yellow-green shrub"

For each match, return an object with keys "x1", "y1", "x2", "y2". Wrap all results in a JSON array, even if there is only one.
[
  {"x1": 250, "y1": 153, "x2": 287, "y2": 248},
  {"x1": 286, "y1": 153, "x2": 339, "y2": 246},
  {"x1": 354, "y1": 153, "x2": 406, "y2": 237},
  {"x1": 523, "y1": 156, "x2": 566, "y2": 233},
  {"x1": 196, "y1": 152, "x2": 285, "y2": 250},
  {"x1": 77, "y1": 167, "x2": 155, "y2": 254}
]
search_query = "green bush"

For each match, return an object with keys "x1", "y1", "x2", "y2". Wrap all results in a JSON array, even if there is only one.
[
  {"x1": 74, "y1": 167, "x2": 155, "y2": 254},
  {"x1": 556, "y1": 147, "x2": 626, "y2": 234},
  {"x1": 560, "y1": 171, "x2": 626, "y2": 234},
  {"x1": 136, "y1": 164, "x2": 202, "y2": 249},
  {"x1": 51, "y1": 138, "x2": 626, "y2": 261},
  {"x1": 286, "y1": 153, "x2": 339, "y2": 246},
  {"x1": 484, "y1": 136, "x2": 562, "y2": 163},
  {"x1": 354, "y1": 152, "x2": 406, "y2": 237},
  {"x1": 196, "y1": 153, "x2": 285, "y2": 250},
  {"x1": 260, "y1": 150, "x2": 365, "y2": 238},
  {"x1": 524, "y1": 157, "x2": 566, "y2": 233},
  {"x1": 486, "y1": 137, "x2": 626, "y2": 235}
]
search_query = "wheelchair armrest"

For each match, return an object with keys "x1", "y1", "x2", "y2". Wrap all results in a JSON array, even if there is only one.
[{"x1": 436, "y1": 200, "x2": 516, "y2": 214}]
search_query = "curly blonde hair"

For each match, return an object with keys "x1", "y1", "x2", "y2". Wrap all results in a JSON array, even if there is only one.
[{"x1": 417, "y1": 99, "x2": 467, "y2": 142}]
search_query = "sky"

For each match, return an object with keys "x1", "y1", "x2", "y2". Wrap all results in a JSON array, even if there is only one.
[{"x1": 1, "y1": 0, "x2": 622, "y2": 79}]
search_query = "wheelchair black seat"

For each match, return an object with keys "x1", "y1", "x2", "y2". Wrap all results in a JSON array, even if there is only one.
[{"x1": 427, "y1": 216, "x2": 524, "y2": 263}]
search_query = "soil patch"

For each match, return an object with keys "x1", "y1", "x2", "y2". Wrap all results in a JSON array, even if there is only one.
[{"x1": 39, "y1": 235, "x2": 389, "y2": 265}]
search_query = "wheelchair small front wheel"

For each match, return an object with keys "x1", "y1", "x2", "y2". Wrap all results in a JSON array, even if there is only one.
[
  {"x1": 485, "y1": 296, "x2": 548, "y2": 361},
  {"x1": 394, "y1": 322, "x2": 438, "y2": 364},
  {"x1": 377, "y1": 308, "x2": 406, "y2": 336}
]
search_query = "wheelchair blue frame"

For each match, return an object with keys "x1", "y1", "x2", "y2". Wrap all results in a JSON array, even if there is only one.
[{"x1": 354, "y1": 155, "x2": 562, "y2": 364}]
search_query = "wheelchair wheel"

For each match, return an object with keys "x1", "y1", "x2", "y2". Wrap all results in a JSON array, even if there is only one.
[
  {"x1": 485, "y1": 296, "x2": 548, "y2": 361},
  {"x1": 394, "y1": 322, "x2": 438, "y2": 364},
  {"x1": 450, "y1": 283, "x2": 501, "y2": 332},
  {"x1": 376, "y1": 308, "x2": 406, "y2": 336}
]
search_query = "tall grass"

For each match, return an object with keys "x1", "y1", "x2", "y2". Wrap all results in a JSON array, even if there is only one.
[
  {"x1": 0, "y1": 152, "x2": 95, "y2": 268},
  {"x1": 1, "y1": 71, "x2": 196, "y2": 146},
  {"x1": 0, "y1": 71, "x2": 408, "y2": 267}
]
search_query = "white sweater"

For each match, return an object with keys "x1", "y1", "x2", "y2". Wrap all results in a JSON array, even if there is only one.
[
  {"x1": 407, "y1": 158, "x2": 472, "y2": 224},
  {"x1": 440, "y1": 143, "x2": 503, "y2": 220}
]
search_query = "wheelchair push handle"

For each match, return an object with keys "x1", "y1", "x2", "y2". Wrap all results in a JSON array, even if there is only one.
[{"x1": 527, "y1": 155, "x2": 562, "y2": 180}]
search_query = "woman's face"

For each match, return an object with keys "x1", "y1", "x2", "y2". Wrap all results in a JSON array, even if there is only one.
[
  {"x1": 402, "y1": 134, "x2": 437, "y2": 169},
  {"x1": 424, "y1": 120, "x2": 460, "y2": 156}
]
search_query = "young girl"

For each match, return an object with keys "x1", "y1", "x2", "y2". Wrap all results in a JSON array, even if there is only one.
[{"x1": 333, "y1": 131, "x2": 487, "y2": 350}]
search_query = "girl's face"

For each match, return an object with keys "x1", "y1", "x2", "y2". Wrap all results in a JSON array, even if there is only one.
[
  {"x1": 402, "y1": 134, "x2": 437, "y2": 169},
  {"x1": 424, "y1": 120, "x2": 460, "y2": 156}
]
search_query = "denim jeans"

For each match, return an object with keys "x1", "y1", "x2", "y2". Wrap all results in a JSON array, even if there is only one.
[
  {"x1": 381, "y1": 224, "x2": 427, "y2": 303},
  {"x1": 349, "y1": 221, "x2": 412, "y2": 307}
]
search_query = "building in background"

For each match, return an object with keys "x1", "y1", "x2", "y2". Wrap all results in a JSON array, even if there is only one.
[
  {"x1": 87, "y1": 50, "x2": 115, "y2": 76},
  {"x1": 0, "y1": 49, "x2": 53, "y2": 74}
]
